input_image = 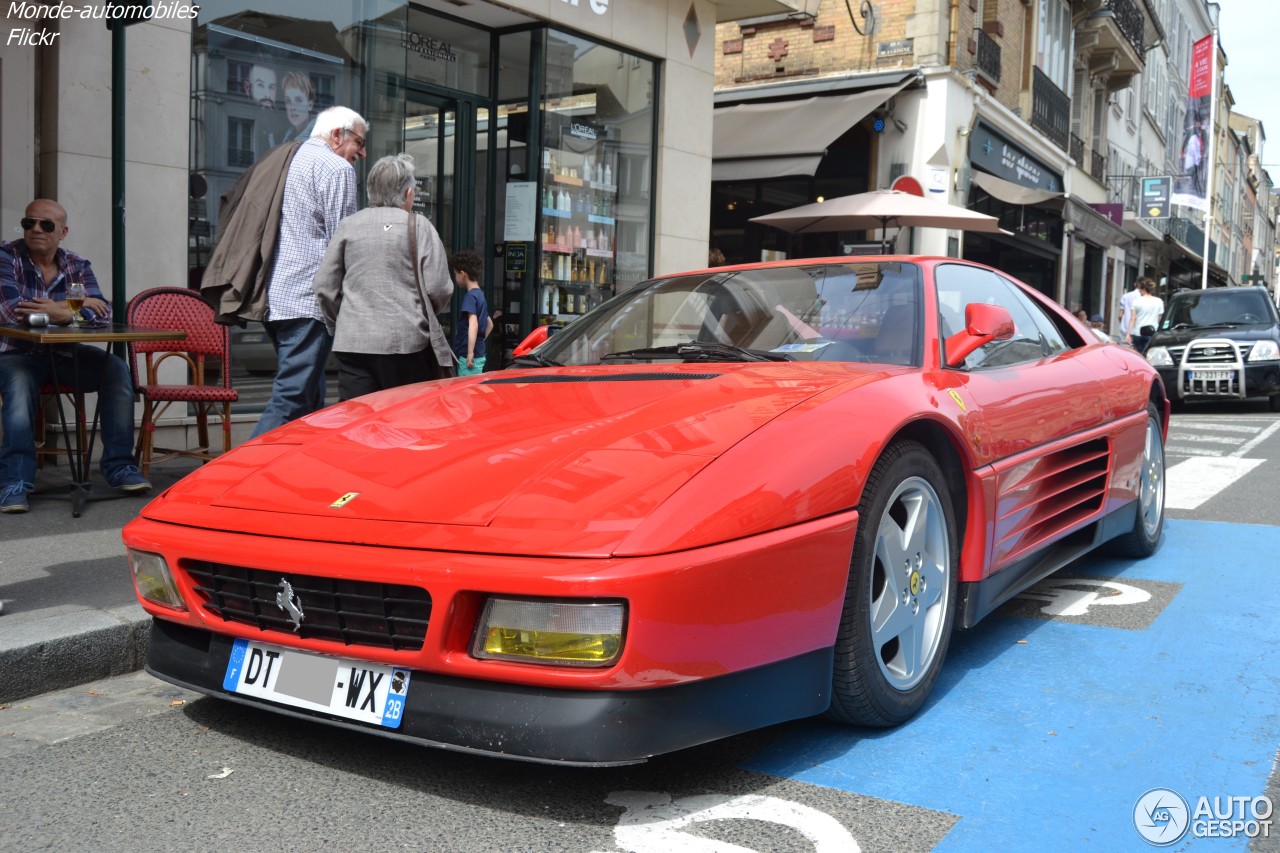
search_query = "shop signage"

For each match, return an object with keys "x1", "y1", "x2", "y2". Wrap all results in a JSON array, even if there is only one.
[
  {"x1": 1141, "y1": 176, "x2": 1172, "y2": 219},
  {"x1": 969, "y1": 121, "x2": 1061, "y2": 192},
  {"x1": 402, "y1": 32, "x2": 457, "y2": 62},
  {"x1": 505, "y1": 243, "x2": 528, "y2": 274},
  {"x1": 559, "y1": 0, "x2": 610, "y2": 15},
  {"x1": 877, "y1": 40, "x2": 912, "y2": 58},
  {"x1": 569, "y1": 121, "x2": 599, "y2": 141},
  {"x1": 1065, "y1": 199, "x2": 1129, "y2": 248}
]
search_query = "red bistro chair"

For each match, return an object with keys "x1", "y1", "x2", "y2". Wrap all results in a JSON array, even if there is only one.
[{"x1": 126, "y1": 287, "x2": 239, "y2": 475}]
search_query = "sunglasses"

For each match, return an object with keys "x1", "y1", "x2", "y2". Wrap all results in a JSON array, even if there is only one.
[{"x1": 21, "y1": 217, "x2": 57, "y2": 233}]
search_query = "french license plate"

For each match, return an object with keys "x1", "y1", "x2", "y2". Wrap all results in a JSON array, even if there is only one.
[
  {"x1": 1191, "y1": 369, "x2": 1232, "y2": 382},
  {"x1": 222, "y1": 639, "x2": 410, "y2": 729}
]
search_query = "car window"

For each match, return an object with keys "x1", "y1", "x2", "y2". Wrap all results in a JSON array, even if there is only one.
[
  {"x1": 1163, "y1": 289, "x2": 1277, "y2": 329},
  {"x1": 534, "y1": 262, "x2": 924, "y2": 366},
  {"x1": 934, "y1": 263, "x2": 1060, "y2": 369}
]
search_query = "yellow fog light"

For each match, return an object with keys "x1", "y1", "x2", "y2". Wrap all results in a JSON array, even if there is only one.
[
  {"x1": 127, "y1": 548, "x2": 186, "y2": 611},
  {"x1": 473, "y1": 598, "x2": 625, "y2": 667}
]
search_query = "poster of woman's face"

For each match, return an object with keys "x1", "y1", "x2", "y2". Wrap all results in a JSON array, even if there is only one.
[{"x1": 282, "y1": 70, "x2": 315, "y2": 138}]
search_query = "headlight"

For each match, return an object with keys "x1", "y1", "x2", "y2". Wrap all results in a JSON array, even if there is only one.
[
  {"x1": 127, "y1": 548, "x2": 186, "y2": 611},
  {"x1": 1146, "y1": 346, "x2": 1173, "y2": 367},
  {"x1": 473, "y1": 598, "x2": 625, "y2": 667},
  {"x1": 1247, "y1": 340, "x2": 1280, "y2": 362}
]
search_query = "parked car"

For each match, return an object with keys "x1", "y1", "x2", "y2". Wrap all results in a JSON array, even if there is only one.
[
  {"x1": 125, "y1": 257, "x2": 1168, "y2": 765},
  {"x1": 230, "y1": 321, "x2": 338, "y2": 375},
  {"x1": 1144, "y1": 285, "x2": 1280, "y2": 411}
]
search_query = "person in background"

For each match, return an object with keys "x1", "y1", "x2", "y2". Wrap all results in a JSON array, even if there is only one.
[
  {"x1": 250, "y1": 105, "x2": 367, "y2": 437},
  {"x1": 0, "y1": 199, "x2": 151, "y2": 513},
  {"x1": 1130, "y1": 278, "x2": 1164, "y2": 355},
  {"x1": 449, "y1": 250, "x2": 492, "y2": 377},
  {"x1": 314, "y1": 153, "x2": 455, "y2": 401},
  {"x1": 1119, "y1": 280, "x2": 1138, "y2": 346},
  {"x1": 279, "y1": 71, "x2": 316, "y2": 144},
  {"x1": 1074, "y1": 308, "x2": 1089, "y2": 324},
  {"x1": 708, "y1": 247, "x2": 726, "y2": 267}
]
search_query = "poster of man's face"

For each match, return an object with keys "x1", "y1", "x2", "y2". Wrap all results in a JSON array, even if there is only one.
[{"x1": 245, "y1": 64, "x2": 278, "y2": 109}]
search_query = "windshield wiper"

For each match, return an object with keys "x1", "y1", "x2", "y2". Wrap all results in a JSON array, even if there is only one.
[
  {"x1": 512, "y1": 352, "x2": 563, "y2": 367},
  {"x1": 600, "y1": 342, "x2": 790, "y2": 363}
]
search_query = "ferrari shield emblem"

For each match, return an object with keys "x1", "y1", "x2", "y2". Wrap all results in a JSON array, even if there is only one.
[{"x1": 330, "y1": 492, "x2": 360, "y2": 508}]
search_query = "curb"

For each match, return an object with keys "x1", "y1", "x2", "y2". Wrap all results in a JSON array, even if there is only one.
[{"x1": 0, "y1": 604, "x2": 151, "y2": 704}]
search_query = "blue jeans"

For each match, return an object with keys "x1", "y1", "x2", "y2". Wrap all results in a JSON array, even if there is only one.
[
  {"x1": 0, "y1": 346, "x2": 138, "y2": 487},
  {"x1": 251, "y1": 318, "x2": 333, "y2": 438}
]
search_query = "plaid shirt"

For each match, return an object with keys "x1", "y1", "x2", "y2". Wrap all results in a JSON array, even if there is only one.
[
  {"x1": 0, "y1": 239, "x2": 110, "y2": 354},
  {"x1": 266, "y1": 137, "x2": 357, "y2": 323}
]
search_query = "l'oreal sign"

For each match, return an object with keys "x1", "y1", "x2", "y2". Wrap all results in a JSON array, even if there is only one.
[
  {"x1": 560, "y1": 0, "x2": 610, "y2": 15},
  {"x1": 570, "y1": 121, "x2": 599, "y2": 141},
  {"x1": 403, "y1": 32, "x2": 457, "y2": 62}
]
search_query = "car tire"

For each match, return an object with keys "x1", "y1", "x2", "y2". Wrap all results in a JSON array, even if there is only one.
[
  {"x1": 828, "y1": 440, "x2": 958, "y2": 727},
  {"x1": 1108, "y1": 401, "x2": 1165, "y2": 558}
]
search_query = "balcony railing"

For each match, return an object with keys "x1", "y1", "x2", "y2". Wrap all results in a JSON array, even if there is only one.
[
  {"x1": 1070, "y1": 133, "x2": 1085, "y2": 164},
  {"x1": 1104, "y1": 0, "x2": 1145, "y2": 55},
  {"x1": 975, "y1": 30, "x2": 1001, "y2": 84},
  {"x1": 1032, "y1": 67, "x2": 1070, "y2": 151},
  {"x1": 1091, "y1": 149, "x2": 1106, "y2": 182}
]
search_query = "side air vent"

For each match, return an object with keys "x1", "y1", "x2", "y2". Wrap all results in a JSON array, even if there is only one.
[
  {"x1": 484, "y1": 373, "x2": 722, "y2": 384},
  {"x1": 992, "y1": 438, "x2": 1110, "y2": 566}
]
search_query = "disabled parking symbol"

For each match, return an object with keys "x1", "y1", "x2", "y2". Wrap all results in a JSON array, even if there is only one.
[{"x1": 1001, "y1": 575, "x2": 1182, "y2": 629}]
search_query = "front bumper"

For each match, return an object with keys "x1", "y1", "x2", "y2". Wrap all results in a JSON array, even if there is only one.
[
  {"x1": 1155, "y1": 360, "x2": 1280, "y2": 401},
  {"x1": 147, "y1": 618, "x2": 833, "y2": 766}
]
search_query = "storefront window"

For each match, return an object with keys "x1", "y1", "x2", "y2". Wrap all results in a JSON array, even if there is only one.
[
  {"x1": 191, "y1": 3, "x2": 386, "y2": 265},
  {"x1": 535, "y1": 31, "x2": 655, "y2": 326}
]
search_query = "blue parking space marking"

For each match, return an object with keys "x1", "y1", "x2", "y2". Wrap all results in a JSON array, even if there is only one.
[{"x1": 742, "y1": 520, "x2": 1280, "y2": 850}]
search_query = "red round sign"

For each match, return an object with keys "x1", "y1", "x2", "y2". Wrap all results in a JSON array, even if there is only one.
[{"x1": 890, "y1": 175, "x2": 925, "y2": 197}]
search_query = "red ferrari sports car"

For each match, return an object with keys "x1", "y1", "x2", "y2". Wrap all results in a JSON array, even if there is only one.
[{"x1": 125, "y1": 257, "x2": 1168, "y2": 765}]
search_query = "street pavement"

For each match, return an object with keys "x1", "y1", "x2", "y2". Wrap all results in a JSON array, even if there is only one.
[{"x1": 0, "y1": 458, "x2": 201, "y2": 704}]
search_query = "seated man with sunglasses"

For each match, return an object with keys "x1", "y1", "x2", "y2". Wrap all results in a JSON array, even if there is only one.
[{"x1": 0, "y1": 198, "x2": 151, "y2": 514}]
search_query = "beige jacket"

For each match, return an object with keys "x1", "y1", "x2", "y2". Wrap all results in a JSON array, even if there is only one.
[{"x1": 313, "y1": 206, "x2": 454, "y2": 366}]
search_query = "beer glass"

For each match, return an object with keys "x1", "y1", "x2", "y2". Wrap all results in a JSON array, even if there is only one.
[{"x1": 66, "y1": 281, "x2": 86, "y2": 325}]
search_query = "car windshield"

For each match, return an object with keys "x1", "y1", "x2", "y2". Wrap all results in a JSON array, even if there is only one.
[
  {"x1": 531, "y1": 262, "x2": 924, "y2": 366},
  {"x1": 1162, "y1": 289, "x2": 1276, "y2": 329}
]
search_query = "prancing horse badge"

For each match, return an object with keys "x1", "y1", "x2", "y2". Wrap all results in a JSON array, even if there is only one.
[{"x1": 330, "y1": 492, "x2": 360, "y2": 508}]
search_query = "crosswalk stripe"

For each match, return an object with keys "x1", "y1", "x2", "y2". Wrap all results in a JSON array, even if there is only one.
[{"x1": 1166, "y1": 456, "x2": 1265, "y2": 509}]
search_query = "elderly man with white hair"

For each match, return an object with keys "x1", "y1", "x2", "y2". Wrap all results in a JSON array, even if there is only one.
[{"x1": 252, "y1": 105, "x2": 368, "y2": 437}]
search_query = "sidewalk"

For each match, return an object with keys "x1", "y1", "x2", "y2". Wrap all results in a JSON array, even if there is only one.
[{"x1": 0, "y1": 458, "x2": 202, "y2": 704}]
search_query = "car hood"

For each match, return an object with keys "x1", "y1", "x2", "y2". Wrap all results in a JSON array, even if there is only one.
[{"x1": 141, "y1": 364, "x2": 878, "y2": 556}]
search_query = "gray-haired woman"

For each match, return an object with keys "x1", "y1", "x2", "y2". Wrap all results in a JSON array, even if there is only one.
[{"x1": 314, "y1": 153, "x2": 456, "y2": 400}]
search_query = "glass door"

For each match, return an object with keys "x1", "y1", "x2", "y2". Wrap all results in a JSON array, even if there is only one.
[{"x1": 404, "y1": 91, "x2": 461, "y2": 250}]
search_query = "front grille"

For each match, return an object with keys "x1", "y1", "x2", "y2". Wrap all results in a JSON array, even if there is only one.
[
  {"x1": 1177, "y1": 339, "x2": 1246, "y2": 399},
  {"x1": 1167, "y1": 342, "x2": 1255, "y2": 364},
  {"x1": 185, "y1": 562, "x2": 431, "y2": 651}
]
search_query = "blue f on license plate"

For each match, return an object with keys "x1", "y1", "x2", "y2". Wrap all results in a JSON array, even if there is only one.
[{"x1": 223, "y1": 639, "x2": 410, "y2": 729}]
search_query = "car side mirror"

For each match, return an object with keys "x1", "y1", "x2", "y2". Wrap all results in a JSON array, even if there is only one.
[
  {"x1": 512, "y1": 325, "x2": 559, "y2": 358},
  {"x1": 944, "y1": 303, "x2": 1016, "y2": 367}
]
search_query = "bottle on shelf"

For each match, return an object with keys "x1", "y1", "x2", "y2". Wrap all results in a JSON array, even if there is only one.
[
  {"x1": 542, "y1": 149, "x2": 551, "y2": 171},
  {"x1": 549, "y1": 152, "x2": 558, "y2": 175},
  {"x1": 604, "y1": 163, "x2": 612, "y2": 186}
]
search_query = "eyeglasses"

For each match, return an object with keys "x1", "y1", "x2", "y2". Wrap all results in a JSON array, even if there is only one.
[
  {"x1": 344, "y1": 130, "x2": 366, "y2": 149},
  {"x1": 21, "y1": 217, "x2": 56, "y2": 233}
]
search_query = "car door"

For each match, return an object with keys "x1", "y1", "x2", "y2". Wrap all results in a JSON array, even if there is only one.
[{"x1": 933, "y1": 262, "x2": 1109, "y2": 569}]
